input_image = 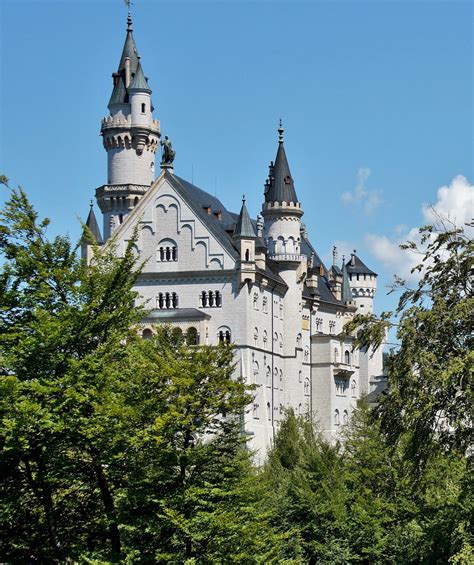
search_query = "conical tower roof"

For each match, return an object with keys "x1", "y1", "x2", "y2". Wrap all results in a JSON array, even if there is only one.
[
  {"x1": 129, "y1": 61, "x2": 151, "y2": 92},
  {"x1": 265, "y1": 122, "x2": 299, "y2": 204},
  {"x1": 341, "y1": 261, "x2": 353, "y2": 304},
  {"x1": 233, "y1": 196, "x2": 257, "y2": 239},
  {"x1": 83, "y1": 203, "x2": 103, "y2": 244}
]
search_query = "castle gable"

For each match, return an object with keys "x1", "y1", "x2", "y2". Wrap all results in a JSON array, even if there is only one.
[{"x1": 112, "y1": 171, "x2": 238, "y2": 273}]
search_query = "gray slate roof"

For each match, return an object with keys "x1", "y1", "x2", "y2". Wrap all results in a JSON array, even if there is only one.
[
  {"x1": 346, "y1": 253, "x2": 377, "y2": 276},
  {"x1": 265, "y1": 141, "x2": 299, "y2": 204},
  {"x1": 83, "y1": 205, "x2": 103, "y2": 244},
  {"x1": 129, "y1": 62, "x2": 151, "y2": 92},
  {"x1": 233, "y1": 200, "x2": 257, "y2": 239},
  {"x1": 341, "y1": 262, "x2": 353, "y2": 303}
]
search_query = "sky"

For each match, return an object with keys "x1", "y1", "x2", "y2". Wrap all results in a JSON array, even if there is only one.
[{"x1": 1, "y1": 0, "x2": 473, "y2": 332}]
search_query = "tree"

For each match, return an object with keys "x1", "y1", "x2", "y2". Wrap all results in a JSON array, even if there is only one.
[
  {"x1": 0, "y1": 182, "x2": 293, "y2": 562},
  {"x1": 344, "y1": 220, "x2": 473, "y2": 463}
]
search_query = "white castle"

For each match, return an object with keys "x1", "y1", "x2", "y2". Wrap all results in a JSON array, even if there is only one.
[{"x1": 82, "y1": 14, "x2": 384, "y2": 460}]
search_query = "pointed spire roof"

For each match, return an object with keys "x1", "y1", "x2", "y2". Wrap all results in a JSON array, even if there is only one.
[
  {"x1": 83, "y1": 203, "x2": 103, "y2": 244},
  {"x1": 341, "y1": 261, "x2": 353, "y2": 304},
  {"x1": 129, "y1": 61, "x2": 151, "y2": 92},
  {"x1": 233, "y1": 196, "x2": 257, "y2": 239},
  {"x1": 264, "y1": 121, "x2": 299, "y2": 204},
  {"x1": 108, "y1": 13, "x2": 142, "y2": 107}
]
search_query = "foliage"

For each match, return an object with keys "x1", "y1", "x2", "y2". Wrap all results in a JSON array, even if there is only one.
[
  {"x1": 344, "y1": 221, "x2": 473, "y2": 462},
  {"x1": 0, "y1": 184, "x2": 292, "y2": 563},
  {"x1": 263, "y1": 405, "x2": 472, "y2": 564}
]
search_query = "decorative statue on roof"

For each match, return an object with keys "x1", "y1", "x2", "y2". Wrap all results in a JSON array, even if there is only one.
[{"x1": 160, "y1": 135, "x2": 175, "y2": 166}]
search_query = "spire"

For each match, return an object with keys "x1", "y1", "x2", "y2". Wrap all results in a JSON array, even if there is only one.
[
  {"x1": 264, "y1": 121, "x2": 299, "y2": 204},
  {"x1": 108, "y1": 12, "x2": 140, "y2": 107},
  {"x1": 233, "y1": 195, "x2": 257, "y2": 239},
  {"x1": 129, "y1": 61, "x2": 151, "y2": 93},
  {"x1": 84, "y1": 202, "x2": 103, "y2": 244},
  {"x1": 341, "y1": 261, "x2": 353, "y2": 304}
]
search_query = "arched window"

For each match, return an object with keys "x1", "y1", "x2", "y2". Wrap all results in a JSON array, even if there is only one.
[
  {"x1": 266, "y1": 402, "x2": 271, "y2": 421},
  {"x1": 171, "y1": 327, "x2": 183, "y2": 343},
  {"x1": 343, "y1": 410, "x2": 349, "y2": 425},
  {"x1": 172, "y1": 292, "x2": 178, "y2": 308},
  {"x1": 208, "y1": 291, "x2": 214, "y2": 307},
  {"x1": 266, "y1": 366, "x2": 271, "y2": 386},
  {"x1": 279, "y1": 333, "x2": 283, "y2": 350},
  {"x1": 158, "y1": 240, "x2": 178, "y2": 262},
  {"x1": 218, "y1": 327, "x2": 231, "y2": 344},
  {"x1": 304, "y1": 347, "x2": 309, "y2": 362},
  {"x1": 253, "y1": 403, "x2": 259, "y2": 419},
  {"x1": 142, "y1": 328, "x2": 153, "y2": 340},
  {"x1": 165, "y1": 292, "x2": 171, "y2": 309},
  {"x1": 351, "y1": 380, "x2": 356, "y2": 397},
  {"x1": 253, "y1": 327, "x2": 259, "y2": 346},
  {"x1": 253, "y1": 361, "x2": 259, "y2": 383},
  {"x1": 299, "y1": 370, "x2": 302, "y2": 383},
  {"x1": 245, "y1": 249, "x2": 250, "y2": 262},
  {"x1": 304, "y1": 377, "x2": 310, "y2": 396},
  {"x1": 279, "y1": 369, "x2": 283, "y2": 383},
  {"x1": 157, "y1": 293, "x2": 164, "y2": 309},
  {"x1": 263, "y1": 330, "x2": 267, "y2": 349},
  {"x1": 298, "y1": 403, "x2": 302, "y2": 415},
  {"x1": 334, "y1": 409, "x2": 340, "y2": 426},
  {"x1": 296, "y1": 333, "x2": 302, "y2": 347},
  {"x1": 186, "y1": 327, "x2": 199, "y2": 345},
  {"x1": 201, "y1": 290, "x2": 208, "y2": 308},
  {"x1": 215, "y1": 291, "x2": 222, "y2": 307},
  {"x1": 344, "y1": 350, "x2": 350, "y2": 364}
]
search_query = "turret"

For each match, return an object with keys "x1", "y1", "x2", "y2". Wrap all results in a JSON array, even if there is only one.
[
  {"x1": 262, "y1": 122, "x2": 304, "y2": 264},
  {"x1": 96, "y1": 12, "x2": 160, "y2": 241},
  {"x1": 233, "y1": 196, "x2": 257, "y2": 285},
  {"x1": 345, "y1": 250, "x2": 377, "y2": 313},
  {"x1": 81, "y1": 202, "x2": 103, "y2": 264}
]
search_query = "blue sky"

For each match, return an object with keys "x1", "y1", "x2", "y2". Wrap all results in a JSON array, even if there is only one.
[{"x1": 1, "y1": 0, "x2": 473, "y2": 326}]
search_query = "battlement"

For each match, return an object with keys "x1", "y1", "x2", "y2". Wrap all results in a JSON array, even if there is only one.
[{"x1": 101, "y1": 115, "x2": 160, "y2": 134}]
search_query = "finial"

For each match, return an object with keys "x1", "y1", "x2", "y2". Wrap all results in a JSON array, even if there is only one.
[
  {"x1": 89, "y1": 199, "x2": 94, "y2": 209},
  {"x1": 332, "y1": 245, "x2": 337, "y2": 266},
  {"x1": 278, "y1": 119, "x2": 284, "y2": 143},
  {"x1": 124, "y1": 0, "x2": 133, "y2": 30},
  {"x1": 353, "y1": 249, "x2": 357, "y2": 255},
  {"x1": 242, "y1": 194, "x2": 246, "y2": 205},
  {"x1": 342, "y1": 254, "x2": 345, "y2": 265}
]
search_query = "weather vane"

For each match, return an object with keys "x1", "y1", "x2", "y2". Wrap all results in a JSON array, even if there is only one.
[{"x1": 123, "y1": 0, "x2": 133, "y2": 13}]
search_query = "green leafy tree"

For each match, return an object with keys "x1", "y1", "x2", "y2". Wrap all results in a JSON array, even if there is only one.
[{"x1": 0, "y1": 182, "x2": 293, "y2": 563}]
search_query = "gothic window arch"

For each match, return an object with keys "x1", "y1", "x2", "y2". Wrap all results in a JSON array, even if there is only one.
[
  {"x1": 343, "y1": 410, "x2": 349, "y2": 425},
  {"x1": 334, "y1": 409, "x2": 340, "y2": 426},
  {"x1": 266, "y1": 402, "x2": 271, "y2": 421},
  {"x1": 254, "y1": 327, "x2": 259, "y2": 346},
  {"x1": 262, "y1": 296, "x2": 268, "y2": 314},
  {"x1": 253, "y1": 402, "x2": 259, "y2": 419},
  {"x1": 299, "y1": 370, "x2": 302, "y2": 383},
  {"x1": 351, "y1": 380, "x2": 357, "y2": 397},
  {"x1": 263, "y1": 330, "x2": 268, "y2": 349},
  {"x1": 266, "y1": 366, "x2": 271, "y2": 387},
  {"x1": 296, "y1": 333, "x2": 302, "y2": 347},
  {"x1": 279, "y1": 333, "x2": 283, "y2": 351},
  {"x1": 344, "y1": 350, "x2": 350, "y2": 365}
]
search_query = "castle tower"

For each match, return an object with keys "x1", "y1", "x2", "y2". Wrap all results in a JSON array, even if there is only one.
[
  {"x1": 262, "y1": 122, "x2": 304, "y2": 260},
  {"x1": 233, "y1": 195, "x2": 257, "y2": 286},
  {"x1": 345, "y1": 251, "x2": 377, "y2": 314},
  {"x1": 96, "y1": 12, "x2": 160, "y2": 241}
]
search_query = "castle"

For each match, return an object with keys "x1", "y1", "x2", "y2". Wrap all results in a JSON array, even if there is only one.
[{"x1": 82, "y1": 13, "x2": 384, "y2": 459}]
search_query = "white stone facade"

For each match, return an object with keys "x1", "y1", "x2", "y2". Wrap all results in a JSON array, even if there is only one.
[{"x1": 86, "y1": 17, "x2": 385, "y2": 462}]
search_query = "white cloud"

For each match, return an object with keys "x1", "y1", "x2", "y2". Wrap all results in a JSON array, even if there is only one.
[
  {"x1": 341, "y1": 168, "x2": 383, "y2": 215},
  {"x1": 422, "y1": 175, "x2": 474, "y2": 231},
  {"x1": 365, "y1": 175, "x2": 474, "y2": 282}
]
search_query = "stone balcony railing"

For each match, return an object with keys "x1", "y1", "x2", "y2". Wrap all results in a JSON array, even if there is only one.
[{"x1": 268, "y1": 253, "x2": 306, "y2": 263}]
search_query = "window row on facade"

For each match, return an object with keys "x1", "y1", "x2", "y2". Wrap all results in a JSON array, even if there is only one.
[
  {"x1": 141, "y1": 326, "x2": 231, "y2": 345},
  {"x1": 334, "y1": 409, "x2": 349, "y2": 426}
]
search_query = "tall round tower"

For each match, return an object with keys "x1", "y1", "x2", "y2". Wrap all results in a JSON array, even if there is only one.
[
  {"x1": 345, "y1": 251, "x2": 377, "y2": 314},
  {"x1": 262, "y1": 122, "x2": 304, "y2": 261},
  {"x1": 96, "y1": 13, "x2": 160, "y2": 240}
]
